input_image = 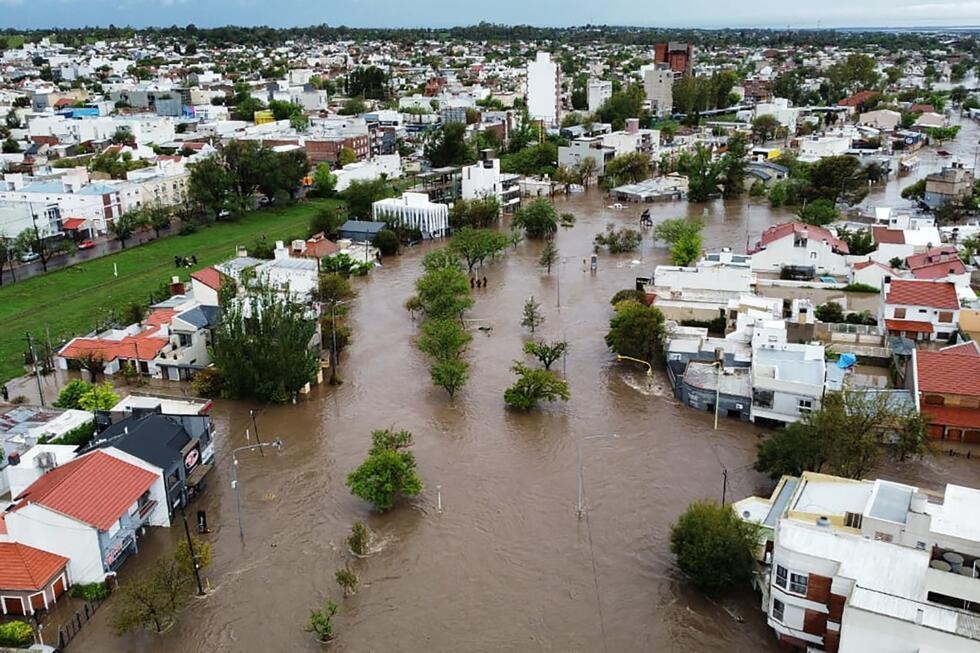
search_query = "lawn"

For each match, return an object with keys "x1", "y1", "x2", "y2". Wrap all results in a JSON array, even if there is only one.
[{"x1": 0, "y1": 199, "x2": 343, "y2": 384}]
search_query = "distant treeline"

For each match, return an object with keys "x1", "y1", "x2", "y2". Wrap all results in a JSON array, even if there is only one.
[{"x1": 0, "y1": 23, "x2": 971, "y2": 51}]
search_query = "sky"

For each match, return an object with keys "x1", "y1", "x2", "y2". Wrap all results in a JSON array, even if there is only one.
[{"x1": 3, "y1": 0, "x2": 980, "y2": 31}]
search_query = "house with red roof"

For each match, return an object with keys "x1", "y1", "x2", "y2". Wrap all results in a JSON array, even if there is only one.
[
  {"x1": 849, "y1": 259, "x2": 893, "y2": 289},
  {"x1": 905, "y1": 246, "x2": 971, "y2": 287},
  {"x1": 880, "y1": 278, "x2": 960, "y2": 342},
  {"x1": 4, "y1": 449, "x2": 169, "y2": 584},
  {"x1": 190, "y1": 266, "x2": 224, "y2": 306},
  {"x1": 749, "y1": 221, "x2": 849, "y2": 276},
  {"x1": 0, "y1": 543, "x2": 69, "y2": 616},
  {"x1": 910, "y1": 341, "x2": 980, "y2": 443}
]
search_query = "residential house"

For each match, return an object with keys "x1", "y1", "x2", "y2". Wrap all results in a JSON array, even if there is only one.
[
  {"x1": 460, "y1": 152, "x2": 521, "y2": 213},
  {"x1": 0, "y1": 542, "x2": 70, "y2": 616},
  {"x1": 0, "y1": 176, "x2": 123, "y2": 236},
  {"x1": 289, "y1": 233, "x2": 339, "y2": 261},
  {"x1": 150, "y1": 294, "x2": 220, "y2": 381},
  {"x1": 85, "y1": 409, "x2": 215, "y2": 514},
  {"x1": 910, "y1": 342, "x2": 980, "y2": 443},
  {"x1": 749, "y1": 222, "x2": 850, "y2": 277},
  {"x1": 5, "y1": 449, "x2": 169, "y2": 584},
  {"x1": 849, "y1": 260, "x2": 893, "y2": 289},
  {"x1": 906, "y1": 246, "x2": 971, "y2": 287},
  {"x1": 641, "y1": 64, "x2": 674, "y2": 117},
  {"x1": 558, "y1": 137, "x2": 617, "y2": 176},
  {"x1": 644, "y1": 254, "x2": 755, "y2": 323},
  {"x1": 735, "y1": 472, "x2": 980, "y2": 653},
  {"x1": 190, "y1": 266, "x2": 223, "y2": 307},
  {"x1": 750, "y1": 320, "x2": 827, "y2": 424},
  {"x1": 337, "y1": 220, "x2": 385, "y2": 243},
  {"x1": 880, "y1": 278, "x2": 960, "y2": 342},
  {"x1": 923, "y1": 164, "x2": 975, "y2": 210},
  {"x1": 913, "y1": 112, "x2": 948, "y2": 130},
  {"x1": 858, "y1": 109, "x2": 901, "y2": 132}
]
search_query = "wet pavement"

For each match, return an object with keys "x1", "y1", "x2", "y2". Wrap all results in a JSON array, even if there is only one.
[{"x1": 25, "y1": 116, "x2": 980, "y2": 652}]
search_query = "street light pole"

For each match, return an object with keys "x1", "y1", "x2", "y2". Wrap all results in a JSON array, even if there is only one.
[
  {"x1": 577, "y1": 433, "x2": 620, "y2": 519},
  {"x1": 714, "y1": 360, "x2": 722, "y2": 431},
  {"x1": 249, "y1": 408, "x2": 264, "y2": 456},
  {"x1": 615, "y1": 354, "x2": 653, "y2": 389},
  {"x1": 179, "y1": 496, "x2": 205, "y2": 596},
  {"x1": 231, "y1": 439, "x2": 283, "y2": 543}
]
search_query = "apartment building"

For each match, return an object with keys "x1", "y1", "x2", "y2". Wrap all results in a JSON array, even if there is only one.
[
  {"x1": 526, "y1": 52, "x2": 560, "y2": 127},
  {"x1": 641, "y1": 64, "x2": 674, "y2": 117},
  {"x1": 735, "y1": 472, "x2": 980, "y2": 653},
  {"x1": 586, "y1": 79, "x2": 612, "y2": 113}
]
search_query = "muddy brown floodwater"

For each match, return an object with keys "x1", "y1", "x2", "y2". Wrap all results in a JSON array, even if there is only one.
[{"x1": 64, "y1": 118, "x2": 980, "y2": 653}]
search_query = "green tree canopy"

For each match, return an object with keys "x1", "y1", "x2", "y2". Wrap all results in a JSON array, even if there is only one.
[
  {"x1": 513, "y1": 199, "x2": 558, "y2": 239},
  {"x1": 346, "y1": 429, "x2": 423, "y2": 512},
  {"x1": 425, "y1": 122, "x2": 475, "y2": 168},
  {"x1": 605, "y1": 299, "x2": 665, "y2": 364},
  {"x1": 449, "y1": 228, "x2": 509, "y2": 272},
  {"x1": 504, "y1": 362, "x2": 571, "y2": 410},
  {"x1": 670, "y1": 500, "x2": 760, "y2": 596}
]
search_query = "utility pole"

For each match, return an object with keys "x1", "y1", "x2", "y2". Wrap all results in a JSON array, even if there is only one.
[
  {"x1": 249, "y1": 408, "x2": 264, "y2": 456},
  {"x1": 25, "y1": 332, "x2": 44, "y2": 407},
  {"x1": 721, "y1": 467, "x2": 729, "y2": 505},
  {"x1": 231, "y1": 439, "x2": 283, "y2": 543},
  {"x1": 180, "y1": 498, "x2": 205, "y2": 596}
]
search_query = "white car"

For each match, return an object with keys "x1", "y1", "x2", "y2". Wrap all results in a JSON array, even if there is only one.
[{"x1": 20, "y1": 250, "x2": 40, "y2": 263}]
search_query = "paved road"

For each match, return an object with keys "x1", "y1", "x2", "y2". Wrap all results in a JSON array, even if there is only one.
[{"x1": 0, "y1": 229, "x2": 161, "y2": 285}]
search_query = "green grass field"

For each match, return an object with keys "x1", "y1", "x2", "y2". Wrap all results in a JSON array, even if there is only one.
[{"x1": 0, "y1": 199, "x2": 342, "y2": 384}]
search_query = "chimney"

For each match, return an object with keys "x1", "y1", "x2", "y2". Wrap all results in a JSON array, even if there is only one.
[
  {"x1": 168, "y1": 277, "x2": 186, "y2": 296},
  {"x1": 626, "y1": 118, "x2": 639, "y2": 134}
]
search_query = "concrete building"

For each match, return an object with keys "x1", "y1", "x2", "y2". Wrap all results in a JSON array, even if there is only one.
[
  {"x1": 0, "y1": 176, "x2": 123, "y2": 236},
  {"x1": 750, "y1": 321, "x2": 826, "y2": 424},
  {"x1": 653, "y1": 42, "x2": 694, "y2": 76},
  {"x1": 749, "y1": 222, "x2": 850, "y2": 277},
  {"x1": 460, "y1": 154, "x2": 521, "y2": 213},
  {"x1": 881, "y1": 278, "x2": 960, "y2": 342},
  {"x1": 858, "y1": 109, "x2": 902, "y2": 132},
  {"x1": 586, "y1": 79, "x2": 612, "y2": 113},
  {"x1": 372, "y1": 192, "x2": 450, "y2": 238},
  {"x1": 526, "y1": 52, "x2": 560, "y2": 127},
  {"x1": 558, "y1": 137, "x2": 616, "y2": 176},
  {"x1": 641, "y1": 64, "x2": 674, "y2": 117},
  {"x1": 0, "y1": 201, "x2": 61, "y2": 240},
  {"x1": 923, "y1": 164, "x2": 975, "y2": 210},
  {"x1": 735, "y1": 472, "x2": 980, "y2": 653}
]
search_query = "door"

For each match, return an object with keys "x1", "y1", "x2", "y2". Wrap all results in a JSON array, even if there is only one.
[
  {"x1": 29, "y1": 592, "x2": 45, "y2": 612},
  {"x1": 2, "y1": 596, "x2": 24, "y2": 615},
  {"x1": 947, "y1": 428, "x2": 963, "y2": 442},
  {"x1": 964, "y1": 430, "x2": 980, "y2": 445},
  {"x1": 928, "y1": 424, "x2": 945, "y2": 440},
  {"x1": 52, "y1": 576, "x2": 65, "y2": 598}
]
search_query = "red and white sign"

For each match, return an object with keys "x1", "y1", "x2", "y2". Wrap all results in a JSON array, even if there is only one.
[{"x1": 184, "y1": 448, "x2": 200, "y2": 469}]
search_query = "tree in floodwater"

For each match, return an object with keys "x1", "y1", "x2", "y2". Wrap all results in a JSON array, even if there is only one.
[
  {"x1": 521, "y1": 296, "x2": 545, "y2": 334},
  {"x1": 504, "y1": 362, "x2": 570, "y2": 410},
  {"x1": 346, "y1": 429, "x2": 423, "y2": 512},
  {"x1": 670, "y1": 500, "x2": 760, "y2": 596}
]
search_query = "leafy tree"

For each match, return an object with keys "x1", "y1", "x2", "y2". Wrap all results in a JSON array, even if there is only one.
[
  {"x1": 605, "y1": 300, "x2": 665, "y2": 364},
  {"x1": 523, "y1": 340, "x2": 568, "y2": 371},
  {"x1": 449, "y1": 228, "x2": 509, "y2": 273},
  {"x1": 347, "y1": 65, "x2": 388, "y2": 99},
  {"x1": 337, "y1": 146, "x2": 357, "y2": 167},
  {"x1": 610, "y1": 289, "x2": 647, "y2": 305},
  {"x1": 671, "y1": 232, "x2": 703, "y2": 266},
  {"x1": 504, "y1": 362, "x2": 571, "y2": 410},
  {"x1": 679, "y1": 144, "x2": 724, "y2": 202},
  {"x1": 335, "y1": 566, "x2": 358, "y2": 597},
  {"x1": 309, "y1": 163, "x2": 337, "y2": 199},
  {"x1": 188, "y1": 156, "x2": 233, "y2": 221},
  {"x1": 110, "y1": 211, "x2": 146, "y2": 248},
  {"x1": 233, "y1": 96, "x2": 265, "y2": 121},
  {"x1": 174, "y1": 536, "x2": 212, "y2": 577},
  {"x1": 751, "y1": 114, "x2": 780, "y2": 143},
  {"x1": 449, "y1": 195, "x2": 500, "y2": 229},
  {"x1": 111, "y1": 560, "x2": 187, "y2": 634},
  {"x1": 805, "y1": 155, "x2": 869, "y2": 206},
  {"x1": 308, "y1": 205, "x2": 346, "y2": 238},
  {"x1": 342, "y1": 178, "x2": 392, "y2": 220},
  {"x1": 212, "y1": 285, "x2": 320, "y2": 403},
  {"x1": 603, "y1": 151, "x2": 649, "y2": 187},
  {"x1": 338, "y1": 97, "x2": 368, "y2": 116},
  {"x1": 669, "y1": 500, "x2": 760, "y2": 596},
  {"x1": 145, "y1": 205, "x2": 173, "y2": 238},
  {"x1": 814, "y1": 302, "x2": 845, "y2": 323},
  {"x1": 837, "y1": 226, "x2": 875, "y2": 256},
  {"x1": 0, "y1": 621, "x2": 33, "y2": 647},
  {"x1": 346, "y1": 429, "x2": 424, "y2": 512},
  {"x1": 521, "y1": 296, "x2": 545, "y2": 333},
  {"x1": 721, "y1": 132, "x2": 748, "y2": 199},
  {"x1": 512, "y1": 199, "x2": 558, "y2": 239},
  {"x1": 755, "y1": 390, "x2": 929, "y2": 480},
  {"x1": 413, "y1": 266, "x2": 474, "y2": 321},
  {"x1": 306, "y1": 599, "x2": 338, "y2": 642},
  {"x1": 430, "y1": 358, "x2": 469, "y2": 398},
  {"x1": 594, "y1": 225, "x2": 642, "y2": 253},
  {"x1": 2, "y1": 137, "x2": 19, "y2": 154},
  {"x1": 348, "y1": 521, "x2": 371, "y2": 555},
  {"x1": 539, "y1": 239, "x2": 558, "y2": 273},
  {"x1": 594, "y1": 85, "x2": 646, "y2": 131},
  {"x1": 901, "y1": 178, "x2": 926, "y2": 201},
  {"x1": 268, "y1": 99, "x2": 303, "y2": 121},
  {"x1": 418, "y1": 318, "x2": 472, "y2": 361},
  {"x1": 54, "y1": 379, "x2": 92, "y2": 409},
  {"x1": 797, "y1": 199, "x2": 840, "y2": 226},
  {"x1": 576, "y1": 157, "x2": 598, "y2": 189},
  {"x1": 373, "y1": 229, "x2": 400, "y2": 256},
  {"x1": 500, "y1": 142, "x2": 559, "y2": 177},
  {"x1": 79, "y1": 381, "x2": 119, "y2": 412},
  {"x1": 425, "y1": 122, "x2": 475, "y2": 168}
]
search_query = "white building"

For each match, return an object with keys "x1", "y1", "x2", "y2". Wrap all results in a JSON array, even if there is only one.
[
  {"x1": 641, "y1": 64, "x2": 674, "y2": 117},
  {"x1": 645, "y1": 253, "x2": 755, "y2": 323},
  {"x1": 5, "y1": 449, "x2": 170, "y2": 584},
  {"x1": 750, "y1": 321, "x2": 826, "y2": 424},
  {"x1": 460, "y1": 156, "x2": 521, "y2": 212},
  {"x1": 798, "y1": 136, "x2": 851, "y2": 162},
  {"x1": 333, "y1": 154, "x2": 402, "y2": 193},
  {"x1": 880, "y1": 278, "x2": 961, "y2": 342},
  {"x1": 735, "y1": 472, "x2": 980, "y2": 653},
  {"x1": 373, "y1": 192, "x2": 449, "y2": 238},
  {"x1": 749, "y1": 222, "x2": 850, "y2": 277},
  {"x1": 0, "y1": 176, "x2": 124, "y2": 236},
  {"x1": 586, "y1": 79, "x2": 612, "y2": 113},
  {"x1": 526, "y1": 52, "x2": 560, "y2": 127},
  {"x1": 754, "y1": 98, "x2": 799, "y2": 133}
]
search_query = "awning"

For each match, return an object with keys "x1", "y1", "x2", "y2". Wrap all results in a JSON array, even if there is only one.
[
  {"x1": 185, "y1": 463, "x2": 212, "y2": 488},
  {"x1": 884, "y1": 319, "x2": 933, "y2": 333},
  {"x1": 62, "y1": 217, "x2": 87, "y2": 230}
]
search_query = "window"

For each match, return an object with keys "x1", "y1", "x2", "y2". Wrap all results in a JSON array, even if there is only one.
[
  {"x1": 754, "y1": 389, "x2": 774, "y2": 410},
  {"x1": 893, "y1": 308, "x2": 906, "y2": 319},
  {"x1": 772, "y1": 598, "x2": 785, "y2": 623},
  {"x1": 810, "y1": 251, "x2": 817, "y2": 259},
  {"x1": 844, "y1": 512, "x2": 863, "y2": 529},
  {"x1": 798, "y1": 399, "x2": 813, "y2": 413},
  {"x1": 789, "y1": 572, "x2": 808, "y2": 595},
  {"x1": 775, "y1": 565, "x2": 788, "y2": 589}
]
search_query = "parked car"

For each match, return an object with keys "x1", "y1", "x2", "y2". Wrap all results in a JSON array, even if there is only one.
[
  {"x1": 78, "y1": 239, "x2": 95, "y2": 250},
  {"x1": 20, "y1": 250, "x2": 40, "y2": 263}
]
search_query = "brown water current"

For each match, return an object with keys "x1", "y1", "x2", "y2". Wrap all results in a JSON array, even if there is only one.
[{"x1": 59, "y1": 117, "x2": 980, "y2": 653}]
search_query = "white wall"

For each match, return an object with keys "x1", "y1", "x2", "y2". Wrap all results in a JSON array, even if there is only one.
[
  {"x1": 527, "y1": 52, "x2": 559, "y2": 126},
  {"x1": 6, "y1": 504, "x2": 104, "y2": 583},
  {"x1": 751, "y1": 236, "x2": 849, "y2": 276},
  {"x1": 839, "y1": 605, "x2": 979, "y2": 653}
]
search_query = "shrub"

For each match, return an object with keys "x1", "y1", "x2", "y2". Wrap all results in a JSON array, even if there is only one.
[
  {"x1": 307, "y1": 599, "x2": 338, "y2": 642},
  {"x1": 69, "y1": 581, "x2": 109, "y2": 601},
  {"x1": 348, "y1": 521, "x2": 370, "y2": 556},
  {"x1": 0, "y1": 620, "x2": 33, "y2": 647},
  {"x1": 52, "y1": 420, "x2": 96, "y2": 446},
  {"x1": 842, "y1": 282, "x2": 879, "y2": 293},
  {"x1": 54, "y1": 379, "x2": 92, "y2": 409},
  {"x1": 670, "y1": 500, "x2": 760, "y2": 596},
  {"x1": 192, "y1": 367, "x2": 224, "y2": 397},
  {"x1": 610, "y1": 289, "x2": 647, "y2": 306}
]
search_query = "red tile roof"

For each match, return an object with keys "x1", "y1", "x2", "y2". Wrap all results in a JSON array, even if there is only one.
[
  {"x1": 58, "y1": 308, "x2": 175, "y2": 363},
  {"x1": 916, "y1": 350, "x2": 980, "y2": 397},
  {"x1": 909, "y1": 259, "x2": 967, "y2": 280},
  {"x1": 941, "y1": 341, "x2": 980, "y2": 356},
  {"x1": 906, "y1": 246, "x2": 959, "y2": 270},
  {"x1": 838, "y1": 90, "x2": 880, "y2": 107},
  {"x1": 922, "y1": 405, "x2": 980, "y2": 429},
  {"x1": 885, "y1": 319, "x2": 933, "y2": 333},
  {"x1": 0, "y1": 543, "x2": 68, "y2": 591},
  {"x1": 872, "y1": 226, "x2": 906, "y2": 245},
  {"x1": 191, "y1": 267, "x2": 222, "y2": 291},
  {"x1": 62, "y1": 217, "x2": 87, "y2": 230},
  {"x1": 885, "y1": 279, "x2": 959, "y2": 310},
  {"x1": 852, "y1": 260, "x2": 891, "y2": 272},
  {"x1": 751, "y1": 221, "x2": 849, "y2": 254},
  {"x1": 294, "y1": 233, "x2": 339, "y2": 259},
  {"x1": 909, "y1": 103, "x2": 936, "y2": 114},
  {"x1": 14, "y1": 451, "x2": 158, "y2": 530}
]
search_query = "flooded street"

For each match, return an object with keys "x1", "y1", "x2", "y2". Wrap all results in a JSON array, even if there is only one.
[{"x1": 61, "y1": 117, "x2": 980, "y2": 653}]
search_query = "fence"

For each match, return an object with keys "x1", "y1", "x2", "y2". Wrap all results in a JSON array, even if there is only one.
[{"x1": 56, "y1": 597, "x2": 106, "y2": 649}]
